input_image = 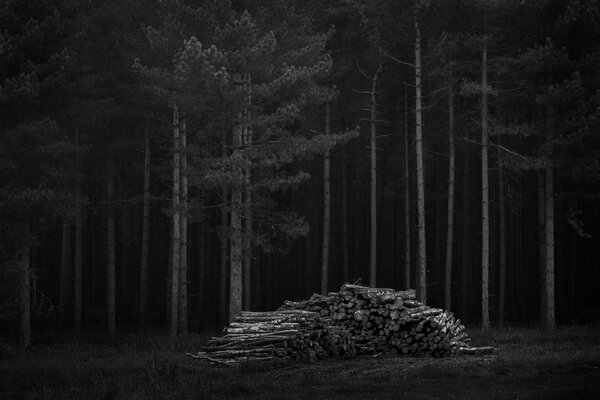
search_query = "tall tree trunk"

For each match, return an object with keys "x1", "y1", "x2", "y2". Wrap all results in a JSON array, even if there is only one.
[
  {"x1": 178, "y1": 118, "x2": 188, "y2": 335},
  {"x1": 197, "y1": 220, "x2": 206, "y2": 324},
  {"x1": 404, "y1": 89, "x2": 411, "y2": 290},
  {"x1": 544, "y1": 169, "x2": 555, "y2": 330},
  {"x1": 445, "y1": 60, "x2": 455, "y2": 311},
  {"x1": 462, "y1": 146, "x2": 471, "y2": 318},
  {"x1": 119, "y1": 213, "x2": 129, "y2": 319},
  {"x1": 497, "y1": 145, "x2": 507, "y2": 328},
  {"x1": 230, "y1": 107, "x2": 243, "y2": 322},
  {"x1": 17, "y1": 220, "x2": 31, "y2": 348},
  {"x1": 170, "y1": 104, "x2": 181, "y2": 339},
  {"x1": 139, "y1": 119, "x2": 151, "y2": 325},
  {"x1": 305, "y1": 176, "x2": 313, "y2": 295},
  {"x1": 220, "y1": 139, "x2": 228, "y2": 324},
  {"x1": 370, "y1": 66, "x2": 382, "y2": 287},
  {"x1": 414, "y1": 1, "x2": 427, "y2": 302},
  {"x1": 74, "y1": 211, "x2": 83, "y2": 336},
  {"x1": 74, "y1": 127, "x2": 82, "y2": 336},
  {"x1": 166, "y1": 219, "x2": 173, "y2": 323},
  {"x1": 322, "y1": 102, "x2": 331, "y2": 295},
  {"x1": 480, "y1": 39, "x2": 490, "y2": 332},
  {"x1": 106, "y1": 163, "x2": 116, "y2": 340},
  {"x1": 59, "y1": 220, "x2": 73, "y2": 326},
  {"x1": 242, "y1": 73, "x2": 252, "y2": 310},
  {"x1": 341, "y1": 146, "x2": 349, "y2": 283},
  {"x1": 538, "y1": 172, "x2": 546, "y2": 324}
]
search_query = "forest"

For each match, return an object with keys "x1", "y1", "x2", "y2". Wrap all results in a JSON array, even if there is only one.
[{"x1": 1, "y1": 0, "x2": 600, "y2": 352}]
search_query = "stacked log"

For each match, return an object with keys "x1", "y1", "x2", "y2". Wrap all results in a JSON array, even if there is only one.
[
  {"x1": 188, "y1": 309, "x2": 355, "y2": 365},
  {"x1": 279, "y1": 284, "x2": 475, "y2": 357},
  {"x1": 188, "y1": 284, "x2": 492, "y2": 365}
]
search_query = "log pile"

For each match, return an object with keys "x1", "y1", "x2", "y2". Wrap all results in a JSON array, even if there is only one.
[
  {"x1": 279, "y1": 284, "x2": 473, "y2": 357},
  {"x1": 188, "y1": 309, "x2": 355, "y2": 365},
  {"x1": 188, "y1": 284, "x2": 492, "y2": 365}
]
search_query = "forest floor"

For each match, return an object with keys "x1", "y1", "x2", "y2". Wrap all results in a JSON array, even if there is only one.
[{"x1": 1, "y1": 324, "x2": 600, "y2": 400}]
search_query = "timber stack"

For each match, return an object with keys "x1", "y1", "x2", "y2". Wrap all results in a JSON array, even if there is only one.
[
  {"x1": 280, "y1": 284, "x2": 478, "y2": 357},
  {"x1": 188, "y1": 284, "x2": 492, "y2": 365},
  {"x1": 188, "y1": 309, "x2": 355, "y2": 365}
]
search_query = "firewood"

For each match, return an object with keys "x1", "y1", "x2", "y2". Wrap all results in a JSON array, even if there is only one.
[{"x1": 189, "y1": 284, "x2": 489, "y2": 364}]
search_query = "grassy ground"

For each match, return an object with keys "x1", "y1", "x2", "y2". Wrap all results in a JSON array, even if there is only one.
[{"x1": 1, "y1": 324, "x2": 599, "y2": 400}]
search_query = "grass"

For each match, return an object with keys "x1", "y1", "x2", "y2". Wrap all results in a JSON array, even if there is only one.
[{"x1": 1, "y1": 324, "x2": 600, "y2": 399}]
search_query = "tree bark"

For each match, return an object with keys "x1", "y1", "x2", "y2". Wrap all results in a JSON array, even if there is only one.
[
  {"x1": 480, "y1": 38, "x2": 490, "y2": 332},
  {"x1": 166, "y1": 217, "x2": 173, "y2": 323},
  {"x1": 178, "y1": 118, "x2": 188, "y2": 335},
  {"x1": 74, "y1": 128, "x2": 82, "y2": 337},
  {"x1": 106, "y1": 162, "x2": 116, "y2": 340},
  {"x1": 497, "y1": 145, "x2": 507, "y2": 328},
  {"x1": 321, "y1": 103, "x2": 331, "y2": 295},
  {"x1": 118, "y1": 212, "x2": 129, "y2": 319},
  {"x1": 17, "y1": 221, "x2": 31, "y2": 348},
  {"x1": 370, "y1": 66, "x2": 382, "y2": 288},
  {"x1": 139, "y1": 118, "x2": 151, "y2": 325},
  {"x1": 197, "y1": 220, "x2": 206, "y2": 323},
  {"x1": 74, "y1": 210, "x2": 83, "y2": 336},
  {"x1": 59, "y1": 219, "x2": 73, "y2": 326},
  {"x1": 444, "y1": 60, "x2": 455, "y2": 311},
  {"x1": 230, "y1": 91, "x2": 243, "y2": 321},
  {"x1": 544, "y1": 168, "x2": 555, "y2": 330},
  {"x1": 242, "y1": 72, "x2": 252, "y2": 310},
  {"x1": 414, "y1": 1, "x2": 427, "y2": 303},
  {"x1": 538, "y1": 171, "x2": 546, "y2": 324},
  {"x1": 220, "y1": 139, "x2": 229, "y2": 324},
  {"x1": 170, "y1": 103, "x2": 181, "y2": 339},
  {"x1": 404, "y1": 88, "x2": 411, "y2": 290},
  {"x1": 341, "y1": 146, "x2": 349, "y2": 283},
  {"x1": 461, "y1": 146, "x2": 471, "y2": 317}
]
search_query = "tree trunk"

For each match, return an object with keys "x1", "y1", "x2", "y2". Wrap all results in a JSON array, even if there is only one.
[
  {"x1": 197, "y1": 220, "x2": 206, "y2": 324},
  {"x1": 341, "y1": 146, "x2": 349, "y2": 283},
  {"x1": 242, "y1": 73, "x2": 252, "y2": 310},
  {"x1": 118, "y1": 213, "x2": 129, "y2": 319},
  {"x1": 538, "y1": 171, "x2": 546, "y2": 324},
  {"x1": 414, "y1": 1, "x2": 427, "y2": 303},
  {"x1": 74, "y1": 211, "x2": 83, "y2": 336},
  {"x1": 230, "y1": 112, "x2": 243, "y2": 322},
  {"x1": 305, "y1": 178, "x2": 313, "y2": 295},
  {"x1": 74, "y1": 127, "x2": 82, "y2": 336},
  {"x1": 544, "y1": 168, "x2": 555, "y2": 330},
  {"x1": 444, "y1": 60, "x2": 455, "y2": 311},
  {"x1": 166, "y1": 218, "x2": 173, "y2": 323},
  {"x1": 220, "y1": 139, "x2": 229, "y2": 324},
  {"x1": 480, "y1": 39, "x2": 490, "y2": 332},
  {"x1": 59, "y1": 219, "x2": 73, "y2": 326},
  {"x1": 461, "y1": 146, "x2": 471, "y2": 318},
  {"x1": 17, "y1": 221, "x2": 31, "y2": 348},
  {"x1": 106, "y1": 163, "x2": 116, "y2": 340},
  {"x1": 370, "y1": 66, "x2": 382, "y2": 288},
  {"x1": 497, "y1": 145, "x2": 507, "y2": 328},
  {"x1": 403, "y1": 88, "x2": 411, "y2": 290},
  {"x1": 178, "y1": 118, "x2": 188, "y2": 335},
  {"x1": 139, "y1": 118, "x2": 151, "y2": 325},
  {"x1": 322, "y1": 103, "x2": 331, "y2": 295},
  {"x1": 170, "y1": 103, "x2": 181, "y2": 339}
]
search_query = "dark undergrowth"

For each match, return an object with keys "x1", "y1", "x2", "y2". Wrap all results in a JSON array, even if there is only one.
[{"x1": 1, "y1": 324, "x2": 599, "y2": 399}]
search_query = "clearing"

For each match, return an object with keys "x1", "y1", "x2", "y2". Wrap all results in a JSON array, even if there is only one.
[{"x1": 1, "y1": 324, "x2": 599, "y2": 399}]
